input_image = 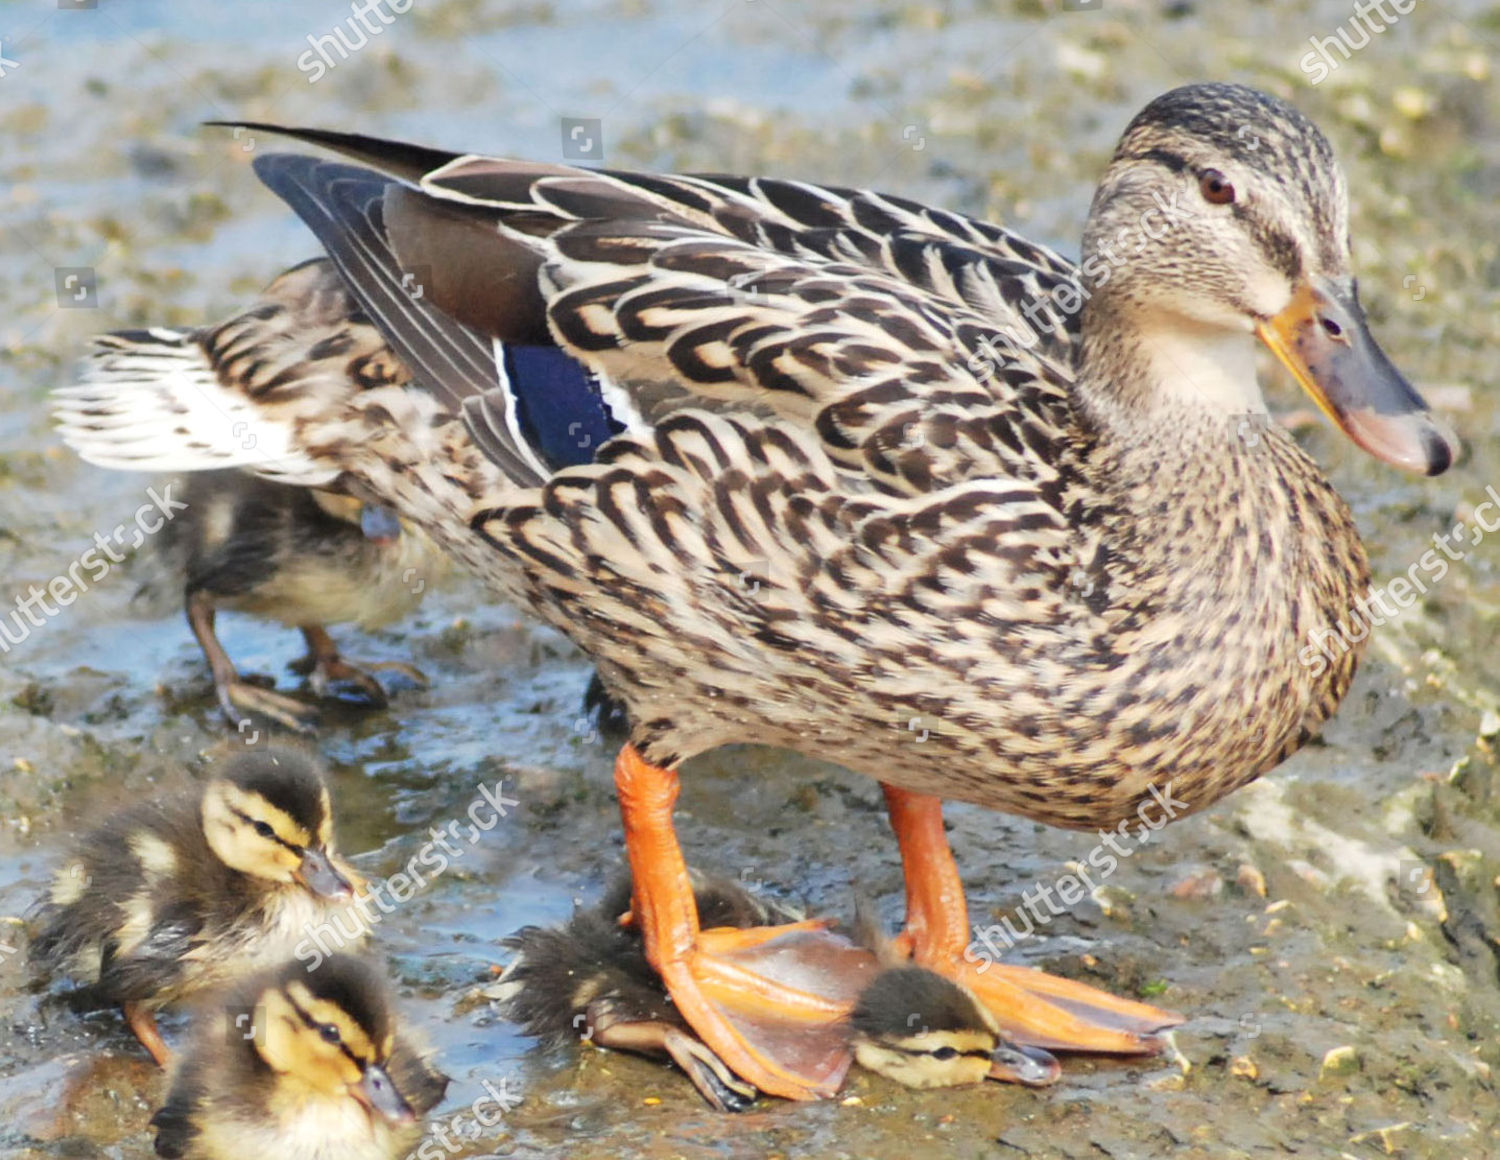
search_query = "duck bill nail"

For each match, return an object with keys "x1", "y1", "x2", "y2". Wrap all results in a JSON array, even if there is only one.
[
  {"x1": 355, "y1": 1064, "x2": 417, "y2": 1124},
  {"x1": 297, "y1": 849, "x2": 353, "y2": 899},
  {"x1": 1255, "y1": 276, "x2": 1454, "y2": 477},
  {"x1": 988, "y1": 1043, "x2": 1061, "y2": 1087},
  {"x1": 360, "y1": 503, "x2": 403, "y2": 544}
]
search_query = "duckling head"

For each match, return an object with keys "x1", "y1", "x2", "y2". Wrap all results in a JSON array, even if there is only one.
[
  {"x1": 249, "y1": 955, "x2": 416, "y2": 1125},
  {"x1": 201, "y1": 747, "x2": 354, "y2": 899},
  {"x1": 849, "y1": 967, "x2": 1059, "y2": 1089},
  {"x1": 1079, "y1": 82, "x2": 1451, "y2": 476},
  {"x1": 310, "y1": 489, "x2": 404, "y2": 545}
]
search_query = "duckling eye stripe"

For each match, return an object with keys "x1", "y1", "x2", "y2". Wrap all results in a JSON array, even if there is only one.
[
  {"x1": 920, "y1": 1047, "x2": 992, "y2": 1060},
  {"x1": 288, "y1": 998, "x2": 366, "y2": 1069},
  {"x1": 231, "y1": 807, "x2": 298, "y2": 853}
]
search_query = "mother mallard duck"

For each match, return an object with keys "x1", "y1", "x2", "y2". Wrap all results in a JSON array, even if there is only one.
[{"x1": 55, "y1": 83, "x2": 1453, "y2": 1100}]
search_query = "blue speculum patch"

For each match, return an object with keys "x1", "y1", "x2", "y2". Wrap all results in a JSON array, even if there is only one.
[{"x1": 503, "y1": 344, "x2": 625, "y2": 470}]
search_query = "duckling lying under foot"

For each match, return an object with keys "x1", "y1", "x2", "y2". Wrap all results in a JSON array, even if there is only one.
[
  {"x1": 151, "y1": 954, "x2": 447, "y2": 1160},
  {"x1": 849, "y1": 965, "x2": 1058, "y2": 1090},
  {"x1": 28, "y1": 744, "x2": 368, "y2": 1065},
  {"x1": 495, "y1": 874, "x2": 1058, "y2": 1110}
]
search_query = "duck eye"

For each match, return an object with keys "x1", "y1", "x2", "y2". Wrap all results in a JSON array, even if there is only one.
[
  {"x1": 931, "y1": 1046, "x2": 959, "y2": 1061},
  {"x1": 1198, "y1": 169, "x2": 1235, "y2": 205},
  {"x1": 253, "y1": 820, "x2": 276, "y2": 840},
  {"x1": 319, "y1": 1023, "x2": 341, "y2": 1044}
]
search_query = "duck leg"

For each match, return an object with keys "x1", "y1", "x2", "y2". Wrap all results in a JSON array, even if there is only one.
[
  {"x1": 614, "y1": 744, "x2": 875, "y2": 1101},
  {"x1": 186, "y1": 591, "x2": 318, "y2": 734},
  {"x1": 882, "y1": 784, "x2": 1182, "y2": 1053},
  {"x1": 122, "y1": 1001, "x2": 172, "y2": 1068},
  {"x1": 292, "y1": 626, "x2": 428, "y2": 704}
]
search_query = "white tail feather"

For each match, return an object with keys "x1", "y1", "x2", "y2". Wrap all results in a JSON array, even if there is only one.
[{"x1": 52, "y1": 329, "x2": 337, "y2": 486}]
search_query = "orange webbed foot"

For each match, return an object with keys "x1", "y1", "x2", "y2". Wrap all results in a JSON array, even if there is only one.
[
  {"x1": 614, "y1": 745, "x2": 877, "y2": 1100},
  {"x1": 883, "y1": 784, "x2": 1182, "y2": 1057}
]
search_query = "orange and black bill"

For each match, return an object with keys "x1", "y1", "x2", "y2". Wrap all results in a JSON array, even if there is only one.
[{"x1": 1257, "y1": 275, "x2": 1454, "y2": 476}]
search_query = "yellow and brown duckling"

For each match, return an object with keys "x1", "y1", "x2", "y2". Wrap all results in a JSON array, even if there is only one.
[
  {"x1": 151, "y1": 954, "x2": 447, "y2": 1160},
  {"x1": 848, "y1": 965, "x2": 1057, "y2": 1091},
  {"x1": 150, "y1": 469, "x2": 438, "y2": 734},
  {"x1": 495, "y1": 874, "x2": 1057, "y2": 1110},
  {"x1": 28, "y1": 745, "x2": 368, "y2": 1065}
]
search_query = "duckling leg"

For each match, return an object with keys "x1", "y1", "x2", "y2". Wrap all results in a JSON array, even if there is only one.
[
  {"x1": 122, "y1": 1001, "x2": 172, "y2": 1068},
  {"x1": 615, "y1": 744, "x2": 872, "y2": 1101},
  {"x1": 293, "y1": 626, "x2": 429, "y2": 704},
  {"x1": 186, "y1": 592, "x2": 319, "y2": 734},
  {"x1": 882, "y1": 785, "x2": 1183, "y2": 1054},
  {"x1": 588, "y1": 1009, "x2": 758, "y2": 1112}
]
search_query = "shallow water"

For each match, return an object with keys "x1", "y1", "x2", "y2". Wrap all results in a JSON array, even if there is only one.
[{"x1": 2, "y1": 1, "x2": 1500, "y2": 1157}]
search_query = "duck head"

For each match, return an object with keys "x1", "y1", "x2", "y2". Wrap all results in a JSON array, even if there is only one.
[{"x1": 1078, "y1": 82, "x2": 1452, "y2": 476}]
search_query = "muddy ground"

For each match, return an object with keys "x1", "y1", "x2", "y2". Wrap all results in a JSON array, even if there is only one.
[{"x1": 1, "y1": 1, "x2": 1499, "y2": 1157}]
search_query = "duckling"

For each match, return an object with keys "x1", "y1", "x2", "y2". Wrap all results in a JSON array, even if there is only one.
[
  {"x1": 29, "y1": 745, "x2": 368, "y2": 1065},
  {"x1": 137, "y1": 466, "x2": 440, "y2": 734},
  {"x1": 496, "y1": 874, "x2": 1057, "y2": 1110},
  {"x1": 151, "y1": 953, "x2": 448, "y2": 1160},
  {"x1": 848, "y1": 966, "x2": 1059, "y2": 1090},
  {"x1": 497, "y1": 873, "x2": 796, "y2": 1111}
]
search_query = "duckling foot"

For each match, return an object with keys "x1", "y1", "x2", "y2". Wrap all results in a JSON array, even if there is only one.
[
  {"x1": 883, "y1": 785, "x2": 1183, "y2": 1055},
  {"x1": 293, "y1": 626, "x2": 428, "y2": 706},
  {"x1": 188, "y1": 593, "x2": 319, "y2": 734},
  {"x1": 123, "y1": 1001, "x2": 172, "y2": 1068},
  {"x1": 218, "y1": 676, "x2": 320, "y2": 735},
  {"x1": 589, "y1": 1013, "x2": 758, "y2": 1112},
  {"x1": 615, "y1": 745, "x2": 877, "y2": 1101}
]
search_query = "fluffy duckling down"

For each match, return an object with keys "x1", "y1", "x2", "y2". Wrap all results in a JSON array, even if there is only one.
[
  {"x1": 151, "y1": 953, "x2": 447, "y2": 1160},
  {"x1": 140, "y1": 468, "x2": 436, "y2": 734},
  {"x1": 29, "y1": 744, "x2": 368, "y2": 1064}
]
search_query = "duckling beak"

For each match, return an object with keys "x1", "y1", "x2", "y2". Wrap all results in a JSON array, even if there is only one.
[
  {"x1": 360, "y1": 503, "x2": 402, "y2": 545},
  {"x1": 1256, "y1": 276, "x2": 1454, "y2": 476},
  {"x1": 988, "y1": 1042, "x2": 1061, "y2": 1087},
  {"x1": 353, "y1": 1063, "x2": 416, "y2": 1125},
  {"x1": 295, "y1": 848, "x2": 354, "y2": 900}
]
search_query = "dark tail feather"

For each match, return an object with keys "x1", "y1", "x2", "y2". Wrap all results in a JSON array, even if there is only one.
[{"x1": 205, "y1": 121, "x2": 457, "y2": 183}]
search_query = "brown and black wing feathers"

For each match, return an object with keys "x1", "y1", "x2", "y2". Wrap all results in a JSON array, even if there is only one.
[{"x1": 251, "y1": 152, "x2": 548, "y2": 486}]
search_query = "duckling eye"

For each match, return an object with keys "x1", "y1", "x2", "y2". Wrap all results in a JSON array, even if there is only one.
[
  {"x1": 319, "y1": 1023, "x2": 341, "y2": 1044},
  {"x1": 931, "y1": 1046, "x2": 959, "y2": 1061},
  {"x1": 1198, "y1": 169, "x2": 1235, "y2": 205},
  {"x1": 252, "y1": 820, "x2": 276, "y2": 840}
]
